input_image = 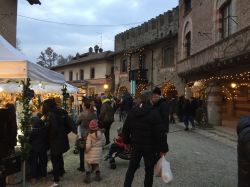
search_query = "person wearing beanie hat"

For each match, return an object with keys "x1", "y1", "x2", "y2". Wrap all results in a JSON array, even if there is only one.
[
  {"x1": 89, "y1": 119, "x2": 98, "y2": 131},
  {"x1": 152, "y1": 87, "x2": 161, "y2": 96},
  {"x1": 151, "y1": 87, "x2": 170, "y2": 133},
  {"x1": 84, "y1": 119, "x2": 103, "y2": 184},
  {"x1": 123, "y1": 89, "x2": 168, "y2": 187}
]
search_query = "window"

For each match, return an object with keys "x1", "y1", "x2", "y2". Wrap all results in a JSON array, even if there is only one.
[
  {"x1": 163, "y1": 48, "x2": 174, "y2": 67},
  {"x1": 184, "y1": 0, "x2": 192, "y2": 14},
  {"x1": 69, "y1": 71, "x2": 73, "y2": 81},
  {"x1": 76, "y1": 72, "x2": 78, "y2": 80},
  {"x1": 111, "y1": 67, "x2": 114, "y2": 74},
  {"x1": 61, "y1": 71, "x2": 64, "y2": 75},
  {"x1": 221, "y1": 1, "x2": 233, "y2": 38},
  {"x1": 185, "y1": 32, "x2": 191, "y2": 57},
  {"x1": 80, "y1": 69, "x2": 84, "y2": 80},
  {"x1": 121, "y1": 59, "x2": 128, "y2": 73},
  {"x1": 90, "y1": 68, "x2": 95, "y2": 79},
  {"x1": 139, "y1": 55, "x2": 146, "y2": 69}
]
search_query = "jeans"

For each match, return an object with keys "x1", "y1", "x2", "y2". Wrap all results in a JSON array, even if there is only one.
[
  {"x1": 51, "y1": 154, "x2": 64, "y2": 182},
  {"x1": 104, "y1": 123, "x2": 112, "y2": 144},
  {"x1": 30, "y1": 151, "x2": 48, "y2": 179},
  {"x1": 184, "y1": 116, "x2": 195, "y2": 128},
  {"x1": 124, "y1": 150, "x2": 158, "y2": 187},
  {"x1": 108, "y1": 144, "x2": 123, "y2": 157},
  {"x1": 79, "y1": 148, "x2": 85, "y2": 169}
]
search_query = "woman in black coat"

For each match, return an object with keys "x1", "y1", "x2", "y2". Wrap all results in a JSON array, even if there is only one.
[
  {"x1": 42, "y1": 99, "x2": 70, "y2": 186},
  {"x1": 237, "y1": 117, "x2": 250, "y2": 187}
]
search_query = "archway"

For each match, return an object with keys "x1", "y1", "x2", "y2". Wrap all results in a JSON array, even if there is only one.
[
  {"x1": 117, "y1": 86, "x2": 128, "y2": 98},
  {"x1": 161, "y1": 81, "x2": 178, "y2": 99}
]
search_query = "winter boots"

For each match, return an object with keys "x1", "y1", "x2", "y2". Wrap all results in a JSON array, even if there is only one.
[
  {"x1": 83, "y1": 172, "x2": 91, "y2": 184},
  {"x1": 83, "y1": 171, "x2": 102, "y2": 184},
  {"x1": 95, "y1": 171, "x2": 102, "y2": 182}
]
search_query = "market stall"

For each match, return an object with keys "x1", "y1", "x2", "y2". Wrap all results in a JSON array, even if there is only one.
[{"x1": 0, "y1": 35, "x2": 77, "y2": 186}]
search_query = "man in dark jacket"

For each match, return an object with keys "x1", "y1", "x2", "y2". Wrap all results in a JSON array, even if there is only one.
[
  {"x1": 42, "y1": 99, "x2": 70, "y2": 186},
  {"x1": 99, "y1": 96, "x2": 114, "y2": 145},
  {"x1": 237, "y1": 117, "x2": 250, "y2": 187},
  {"x1": 123, "y1": 91, "x2": 168, "y2": 187},
  {"x1": 29, "y1": 116, "x2": 49, "y2": 181},
  {"x1": 151, "y1": 87, "x2": 170, "y2": 133}
]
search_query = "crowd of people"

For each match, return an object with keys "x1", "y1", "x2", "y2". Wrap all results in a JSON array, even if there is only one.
[{"x1": 0, "y1": 87, "x2": 249, "y2": 187}]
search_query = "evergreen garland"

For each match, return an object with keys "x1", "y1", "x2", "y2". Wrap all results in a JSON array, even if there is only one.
[
  {"x1": 62, "y1": 84, "x2": 69, "y2": 110},
  {"x1": 18, "y1": 79, "x2": 32, "y2": 160}
]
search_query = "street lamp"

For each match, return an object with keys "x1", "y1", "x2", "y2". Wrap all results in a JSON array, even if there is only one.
[{"x1": 104, "y1": 84, "x2": 109, "y2": 90}]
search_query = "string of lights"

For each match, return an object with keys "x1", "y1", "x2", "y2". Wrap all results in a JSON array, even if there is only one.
[{"x1": 18, "y1": 14, "x2": 143, "y2": 27}]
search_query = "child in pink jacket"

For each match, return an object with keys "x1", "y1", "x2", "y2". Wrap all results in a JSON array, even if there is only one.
[{"x1": 84, "y1": 119, "x2": 103, "y2": 184}]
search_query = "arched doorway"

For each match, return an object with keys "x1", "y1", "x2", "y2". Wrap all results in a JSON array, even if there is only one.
[
  {"x1": 161, "y1": 81, "x2": 178, "y2": 99},
  {"x1": 117, "y1": 86, "x2": 128, "y2": 98}
]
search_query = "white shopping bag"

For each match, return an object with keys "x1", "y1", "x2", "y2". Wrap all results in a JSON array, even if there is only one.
[{"x1": 154, "y1": 156, "x2": 173, "y2": 183}]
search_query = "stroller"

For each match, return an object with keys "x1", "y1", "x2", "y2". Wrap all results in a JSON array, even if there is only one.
[
  {"x1": 109, "y1": 149, "x2": 131, "y2": 169},
  {"x1": 106, "y1": 127, "x2": 131, "y2": 169}
]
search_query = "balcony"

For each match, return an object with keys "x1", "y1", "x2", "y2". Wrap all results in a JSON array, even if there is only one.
[
  {"x1": 177, "y1": 25, "x2": 250, "y2": 78},
  {"x1": 129, "y1": 69, "x2": 148, "y2": 83}
]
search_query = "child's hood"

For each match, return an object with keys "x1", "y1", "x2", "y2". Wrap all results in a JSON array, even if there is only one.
[{"x1": 89, "y1": 130, "x2": 102, "y2": 140}]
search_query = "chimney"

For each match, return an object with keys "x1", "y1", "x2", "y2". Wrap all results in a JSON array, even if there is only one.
[
  {"x1": 99, "y1": 48, "x2": 103, "y2": 53},
  {"x1": 94, "y1": 45, "x2": 99, "y2": 53},
  {"x1": 89, "y1": 47, "x2": 93, "y2": 53}
]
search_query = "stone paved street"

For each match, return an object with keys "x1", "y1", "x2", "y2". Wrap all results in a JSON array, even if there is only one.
[{"x1": 10, "y1": 117, "x2": 237, "y2": 187}]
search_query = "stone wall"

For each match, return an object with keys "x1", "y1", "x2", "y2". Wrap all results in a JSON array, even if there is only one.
[
  {"x1": 0, "y1": 0, "x2": 17, "y2": 47},
  {"x1": 114, "y1": 38, "x2": 185, "y2": 96},
  {"x1": 115, "y1": 7, "x2": 179, "y2": 52},
  {"x1": 178, "y1": 0, "x2": 250, "y2": 61}
]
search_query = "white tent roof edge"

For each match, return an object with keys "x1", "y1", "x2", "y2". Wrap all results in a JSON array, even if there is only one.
[{"x1": 0, "y1": 35, "x2": 65, "y2": 84}]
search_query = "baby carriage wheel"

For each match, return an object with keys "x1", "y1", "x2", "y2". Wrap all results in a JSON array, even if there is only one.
[{"x1": 110, "y1": 162, "x2": 116, "y2": 169}]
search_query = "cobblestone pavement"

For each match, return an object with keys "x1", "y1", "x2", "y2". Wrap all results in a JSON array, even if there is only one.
[{"x1": 9, "y1": 117, "x2": 237, "y2": 187}]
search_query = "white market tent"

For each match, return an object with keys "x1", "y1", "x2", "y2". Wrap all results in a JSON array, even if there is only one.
[
  {"x1": 0, "y1": 35, "x2": 64, "y2": 84},
  {"x1": 0, "y1": 82, "x2": 78, "y2": 94}
]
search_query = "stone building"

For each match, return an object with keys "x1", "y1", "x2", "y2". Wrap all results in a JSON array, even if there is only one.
[
  {"x1": 177, "y1": 0, "x2": 250, "y2": 127},
  {"x1": 114, "y1": 7, "x2": 185, "y2": 98},
  {"x1": 0, "y1": 0, "x2": 41, "y2": 47},
  {"x1": 52, "y1": 46, "x2": 114, "y2": 96}
]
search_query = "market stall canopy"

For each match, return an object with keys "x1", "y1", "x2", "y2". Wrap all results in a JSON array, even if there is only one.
[
  {"x1": 0, "y1": 82, "x2": 78, "y2": 94},
  {"x1": 0, "y1": 35, "x2": 64, "y2": 84}
]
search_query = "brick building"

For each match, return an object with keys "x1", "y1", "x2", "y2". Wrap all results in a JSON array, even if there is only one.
[
  {"x1": 114, "y1": 7, "x2": 185, "y2": 98},
  {"x1": 52, "y1": 46, "x2": 114, "y2": 96},
  {"x1": 177, "y1": 0, "x2": 250, "y2": 127}
]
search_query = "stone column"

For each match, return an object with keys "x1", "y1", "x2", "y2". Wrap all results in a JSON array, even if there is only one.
[
  {"x1": 185, "y1": 86, "x2": 192, "y2": 99},
  {"x1": 207, "y1": 82, "x2": 222, "y2": 126}
]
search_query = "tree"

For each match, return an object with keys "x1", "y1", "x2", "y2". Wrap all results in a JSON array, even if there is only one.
[
  {"x1": 37, "y1": 47, "x2": 58, "y2": 68},
  {"x1": 57, "y1": 54, "x2": 73, "y2": 65}
]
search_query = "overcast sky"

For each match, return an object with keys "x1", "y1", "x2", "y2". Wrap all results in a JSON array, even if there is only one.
[{"x1": 17, "y1": 0, "x2": 178, "y2": 62}]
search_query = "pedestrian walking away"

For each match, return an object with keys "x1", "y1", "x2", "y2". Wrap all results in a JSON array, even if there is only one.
[{"x1": 123, "y1": 91, "x2": 168, "y2": 187}]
